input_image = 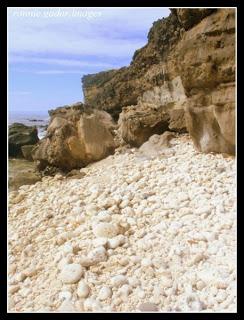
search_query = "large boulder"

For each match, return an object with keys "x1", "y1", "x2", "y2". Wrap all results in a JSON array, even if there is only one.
[
  {"x1": 9, "y1": 123, "x2": 39, "y2": 157},
  {"x1": 185, "y1": 104, "x2": 235, "y2": 155},
  {"x1": 139, "y1": 131, "x2": 175, "y2": 157},
  {"x1": 32, "y1": 103, "x2": 117, "y2": 171},
  {"x1": 118, "y1": 103, "x2": 170, "y2": 147}
]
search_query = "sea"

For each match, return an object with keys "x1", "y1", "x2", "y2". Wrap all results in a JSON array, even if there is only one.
[{"x1": 8, "y1": 112, "x2": 50, "y2": 139}]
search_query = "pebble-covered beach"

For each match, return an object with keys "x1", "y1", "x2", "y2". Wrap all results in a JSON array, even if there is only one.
[{"x1": 8, "y1": 135, "x2": 236, "y2": 312}]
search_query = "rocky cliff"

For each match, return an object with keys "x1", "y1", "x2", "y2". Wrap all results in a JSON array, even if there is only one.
[
  {"x1": 82, "y1": 11, "x2": 182, "y2": 120},
  {"x1": 31, "y1": 9, "x2": 235, "y2": 172},
  {"x1": 82, "y1": 9, "x2": 235, "y2": 154}
]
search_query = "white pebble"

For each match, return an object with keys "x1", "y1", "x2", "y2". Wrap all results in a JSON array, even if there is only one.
[
  {"x1": 15, "y1": 272, "x2": 26, "y2": 282},
  {"x1": 96, "y1": 210, "x2": 112, "y2": 222},
  {"x1": 195, "y1": 206, "x2": 212, "y2": 216},
  {"x1": 19, "y1": 287, "x2": 31, "y2": 298},
  {"x1": 77, "y1": 281, "x2": 90, "y2": 298},
  {"x1": 161, "y1": 276, "x2": 173, "y2": 288},
  {"x1": 87, "y1": 246, "x2": 107, "y2": 263},
  {"x1": 111, "y1": 275, "x2": 127, "y2": 287},
  {"x1": 59, "y1": 291, "x2": 72, "y2": 301},
  {"x1": 138, "y1": 289, "x2": 146, "y2": 299},
  {"x1": 128, "y1": 277, "x2": 140, "y2": 287},
  {"x1": 141, "y1": 258, "x2": 153, "y2": 267},
  {"x1": 98, "y1": 286, "x2": 112, "y2": 300},
  {"x1": 85, "y1": 204, "x2": 98, "y2": 216},
  {"x1": 84, "y1": 298, "x2": 102, "y2": 311},
  {"x1": 93, "y1": 222, "x2": 119, "y2": 238},
  {"x1": 196, "y1": 280, "x2": 206, "y2": 290},
  {"x1": 58, "y1": 257, "x2": 72, "y2": 270},
  {"x1": 92, "y1": 238, "x2": 108, "y2": 247},
  {"x1": 118, "y1": 284, "x2": 131, "y2": 297},
  {"x1": 60, "y1": 264, "x2": 84, "y2": 284},
  {"x1": 63, "y1": 244, "x2": 73, "y2": 254},
  {"x1": 107, "y1": 235, "x2": 126, "y2": 249}
]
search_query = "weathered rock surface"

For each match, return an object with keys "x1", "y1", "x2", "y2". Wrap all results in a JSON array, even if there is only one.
[
  {"x1": 171, "y1": 9, "x2": 216, "y2": 30},
  {"x1": 82, "y1": 9, "x2": 235, "y2": 153},
  {"x1": 117, "y1": 75, "x2": 188, "y2": 146},
  {"x1": 82, "y1": 12, "x2": 181, "y2": 120},
  {"x1": 32, "y1": 103, "x2": 117, "y2": 171},
  {"x1": 21, "y1": 145, "x2": 36, "y2": 161},
  {"x1": 168, "y1": 109, "x2": 187, "y2": 133},
  {"x1": 9, "y1": 123, "x2": 39, "y2": 157},
  {"x1": 118, "y1": 103, "x2": 170, "y2": 147},
  {"x1": 8, "y1": 159, "x2": 41, "y2": 191},
  {"x1": 185, "y1": 104, "x2": 235, "y2": 154},
  {"x1": 139, "y1": 131, "x2": 175, "y2": 158}
]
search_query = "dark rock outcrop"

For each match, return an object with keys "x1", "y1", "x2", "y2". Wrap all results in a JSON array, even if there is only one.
[
  {"x1": 8, "y1": 159, "x2": 41, "y2": 191},
  {"x1": 171, "y1": 9, "x2": 216, "y2": 30},
  {"x1": 9, "y1": 123, "x2": 39, "y2": 157},
  {"x1": 21, "y1": 145, "x2": 36, "y2": 161}
]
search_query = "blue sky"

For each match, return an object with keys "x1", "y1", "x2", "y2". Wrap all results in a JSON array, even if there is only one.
[{"x1": 8, "y1": 7, "x2": 170, "y2": 117}]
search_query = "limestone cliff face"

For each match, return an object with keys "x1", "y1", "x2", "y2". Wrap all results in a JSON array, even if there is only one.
[
  {"x1": 82, "y1": 9, "x2": 235, "y2": 154},
  {"x1": 82, "y1": 12, "x2": 181, "y2": 120}
]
